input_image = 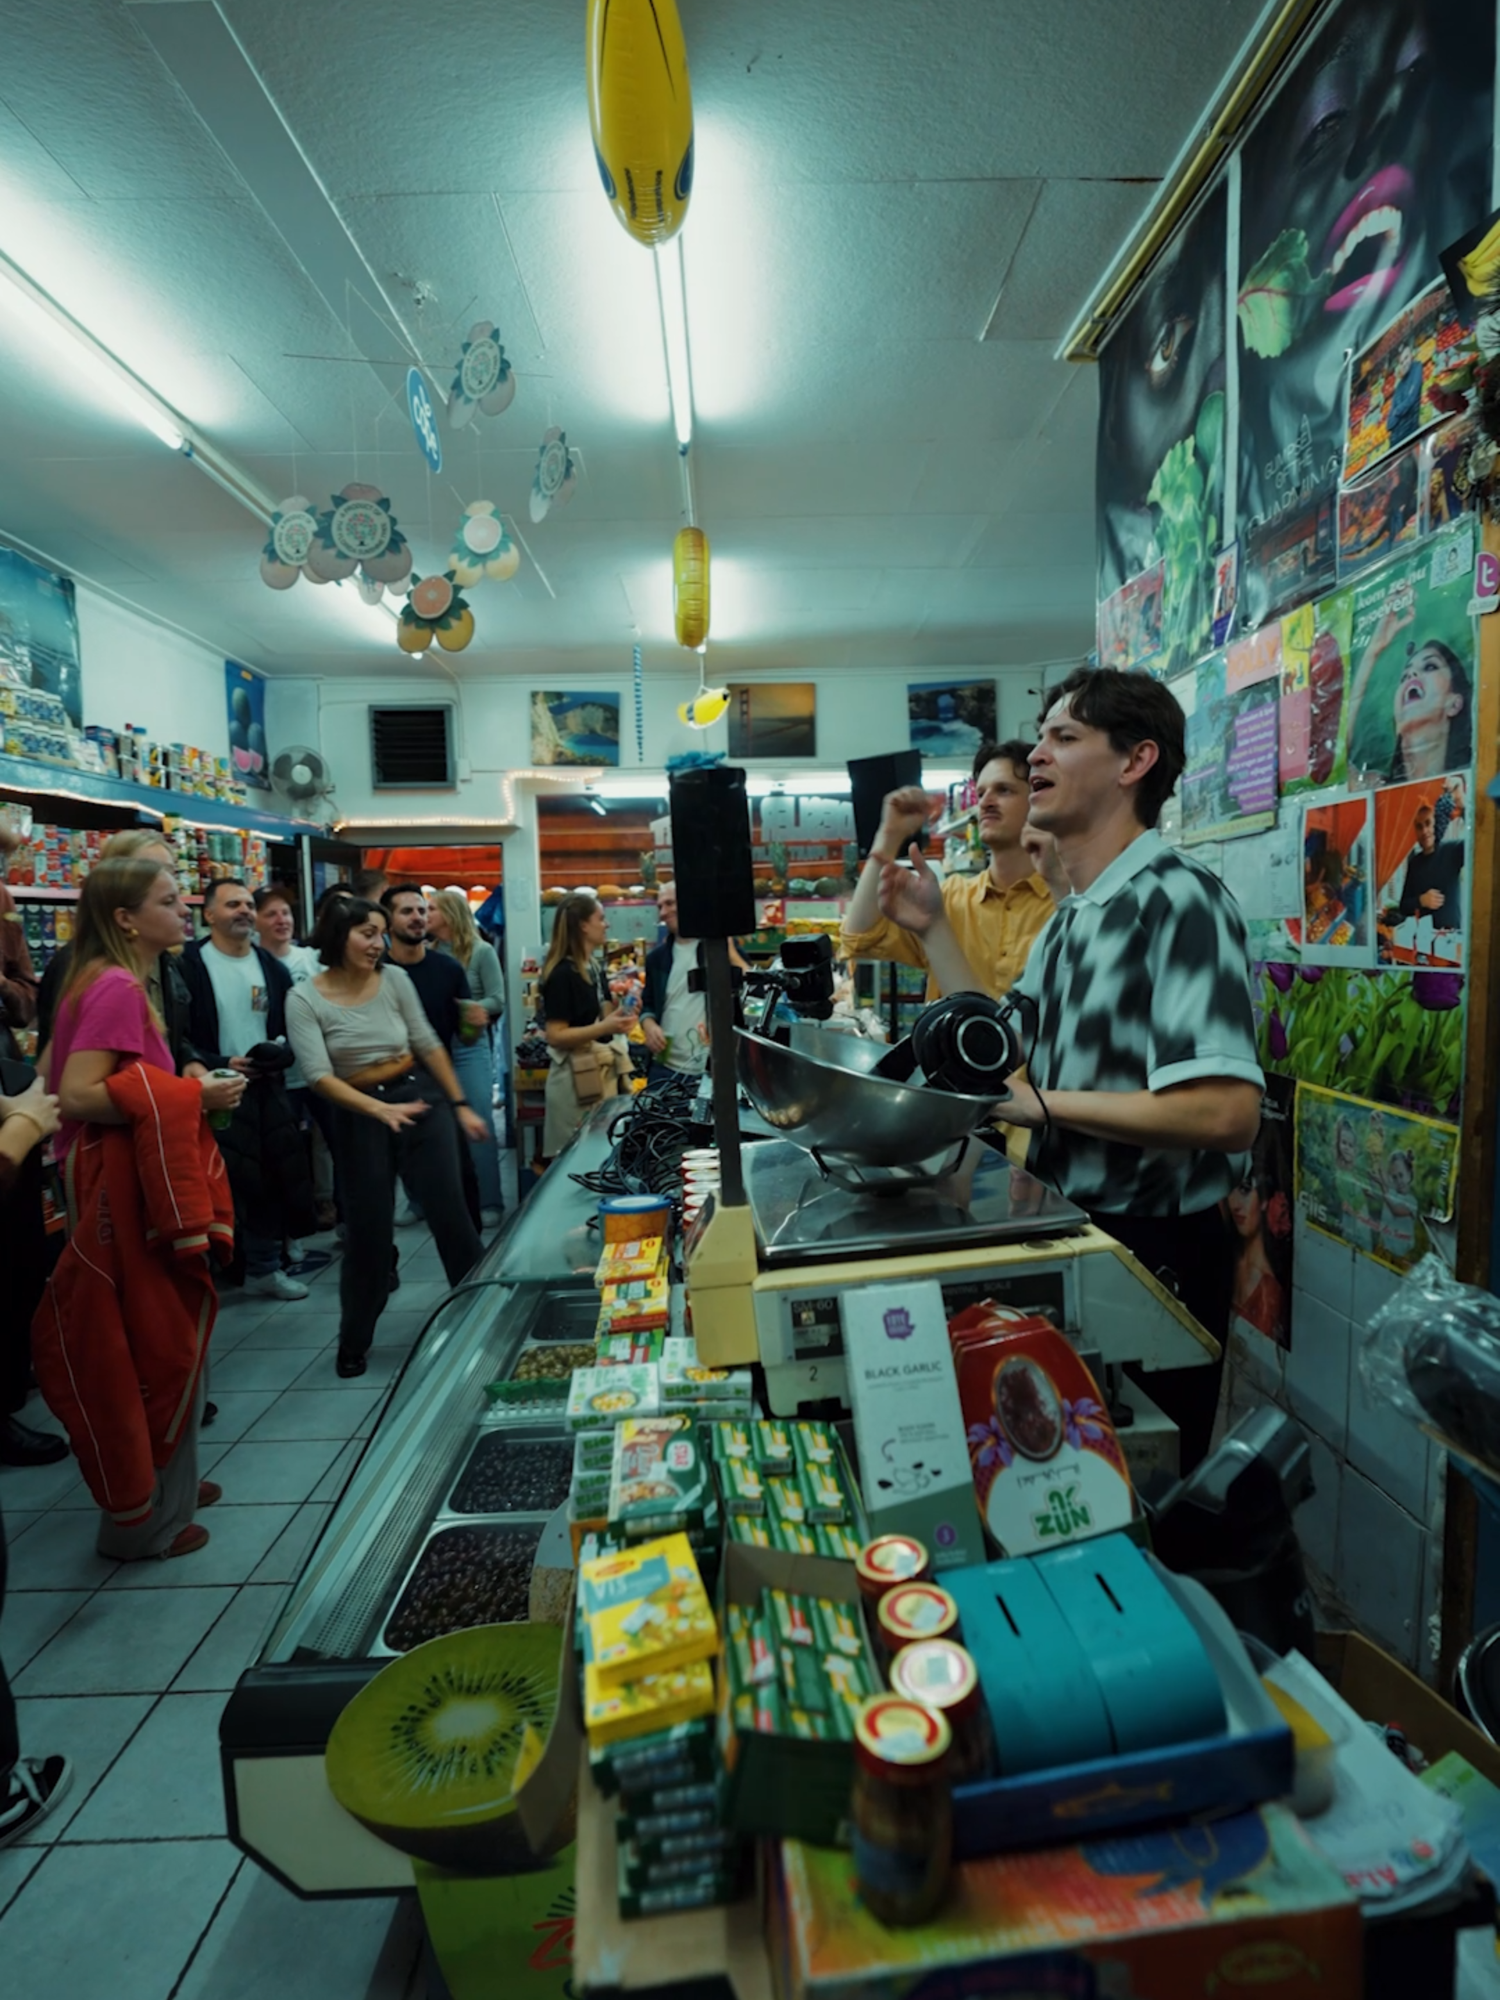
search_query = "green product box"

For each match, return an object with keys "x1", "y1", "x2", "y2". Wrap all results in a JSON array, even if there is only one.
[
  {"x1": 729, "y1": 1517, "x2": 773, "y2": 1549},
  {"x1": 712, "y1": 1420, "x2": 753, "y2": 1463},
  {"x1": 753, "y1": 1420, "x2": 794, "y2": 1475},
  {"x1": 567, "y1": 1365, "x2": 660, "y2": 1432},
  {"x1": 769, "y1": 1590, "x2": 817, "y2": 1650},
  {"x1": 589, "y1": 1717, "x2": 716, "y2": 1798},
  {"x1": 716, "y1": 1455, "x2": 765, "y2": 1517},
  {"x1": 616, "y1": 1845, "x2": 737, "y2": 1920},
  {"x1": 766, "y1": 1478, "x2": 809, "y2": 1530},
  {"x1": 780, "y1": 1642, "x2": 830, "y2": 1715},
  {"x1": 607, "y1": 1416, "x2": 710, "y2": 1532},
  {"x1": 792, "y1": 1421, "x2": 838, "y2": 1471},
  {"x1": 802, "y1": 1460, "x2": 847, "y2": 1524},
  {"x1": 575, "y1": 1430, "x2": 617, "y2": 1473},
  {"x1": 771, "y1": 1520, "x2": 820, "y2": 1557}
]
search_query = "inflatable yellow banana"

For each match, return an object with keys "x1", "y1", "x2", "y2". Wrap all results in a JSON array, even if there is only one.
[
  {"x1": 1458, "y1": 219, "x2": 1500, "y2": 300},
  {"x1": 673, "y1": 525, "x2": 710, "y2": 649},
  {"x1": 586, "y1": 0, "x2": 694, "y2": 247}
]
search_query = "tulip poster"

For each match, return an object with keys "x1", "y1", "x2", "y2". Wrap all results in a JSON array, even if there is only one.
[
  {"x1": 1254, "y1": 963, "x2": 1464, "y2": 1124},
  {"x1": 1295, "y1": 1083, "x2": 1458, "y2": 1273}
]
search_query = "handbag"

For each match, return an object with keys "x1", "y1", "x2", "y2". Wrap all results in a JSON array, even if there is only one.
[{"x1": 569, "y1": 1043, "x2": 605, "y2": 1103}]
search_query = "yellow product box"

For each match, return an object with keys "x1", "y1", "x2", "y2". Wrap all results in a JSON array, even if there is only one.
[
  {"x1": 580, "y1": 1530, "x2": 717, "y2": 1688},
  {"x1": 595, "y1": 1237, "x2": 666, "y2": 1287},
  {"x1": 584, "y1": 1658, "x2": 717, "y2": 1748}
]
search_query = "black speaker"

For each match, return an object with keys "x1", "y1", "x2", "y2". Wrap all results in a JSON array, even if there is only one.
[
  {"x1": 669, "y1": 767, "x2": 758, "y2": 937},
  {"x1": 847, "y1": 749, "x2": 923, "y2": 855}
]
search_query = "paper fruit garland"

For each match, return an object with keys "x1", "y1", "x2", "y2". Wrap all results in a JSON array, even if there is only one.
[
  {"x1": 310, "y1": 484, "x2": 412, "y2": 587},
  {"x1": 450, "y1": 501, "x2": 520, "y2": 586},
  {"x1": 530, "y1": 428, "x2": 578, "y2": 521},
  {"x1": 448, "y1": 321, "x2": 516, "y2": 429},
  {"x1": 398, "y1": 572, "x2": 475, "y2": 654},
  {"x1": 259, "y1": 496, "x2": 321, "y2": 590}
]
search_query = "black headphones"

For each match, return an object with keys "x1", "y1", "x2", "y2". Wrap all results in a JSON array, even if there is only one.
[{"x1": 874, "y1": 992, "x2": 1023, "y2": 1098}]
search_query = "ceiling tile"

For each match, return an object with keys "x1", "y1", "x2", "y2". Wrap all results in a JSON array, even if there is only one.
[{"x1": 982, "y1": 179, "x2": 1154, "y2": 341}]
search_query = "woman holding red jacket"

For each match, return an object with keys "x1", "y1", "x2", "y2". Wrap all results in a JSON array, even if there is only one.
[{"x1": 37, "y1": 858, "x2": 241, "y2": 1561}]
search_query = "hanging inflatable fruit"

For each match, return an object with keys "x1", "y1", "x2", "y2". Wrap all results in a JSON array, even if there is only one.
[
  {"x1": 398, "y1": 573, "x2": 476, "y2": 654},
  {"x1": 586, "y1": 0, "x2": 694, "y2": 248},
  {"x1": 673, "y1": 525, "x2": 710, "y2": 649}
]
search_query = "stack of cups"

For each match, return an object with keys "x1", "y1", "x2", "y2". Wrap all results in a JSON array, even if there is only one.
[{"x1": 680, "y1": 1148, "x2": 721, "y2": 1229}]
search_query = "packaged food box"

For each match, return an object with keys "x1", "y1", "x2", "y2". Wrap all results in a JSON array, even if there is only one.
[
  {"x1": 753, "y1": 1419, "x2": 794, "y2": 1475},
  {"x1": 588, "y1": 1716, "x2": 717, "y2": 1797},
  {"x1": 660, "y1": 1357, "x2": 754, "y2": 1409},
  {"x1": 595, "y1": 1237, "x2": 666, "y2": 1286},
  {"x1": 608, "y1": 1416, "x2": 712, "y2": 1532},
  {"x1": 711, "y1": 1420, "x2": 753, "y2": 1463},
  {"x1": 584, "y1": 1657, "x2": 717, "y2": 1747},
  {"x1": 579, "y1": 1531, "x2": 717, "y2": 1688},
  {"x1": 715, "y1": 1454, "x2": 765, "y2": 1517},
  {"x1": 596, "y1": 1328, "x2": 666, "y2": 1367},
  {"x1": 567, "y1": 1365, "x2": 660, "y2": 1432}
]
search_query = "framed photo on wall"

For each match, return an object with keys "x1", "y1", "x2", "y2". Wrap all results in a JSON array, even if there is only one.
[{"x1": 726, "y1": 682, "x2": 816, "y2": 758}]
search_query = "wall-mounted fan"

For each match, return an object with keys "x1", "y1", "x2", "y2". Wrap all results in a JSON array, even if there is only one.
[{"x1": 270, "y1": 746, "x2": 336, "y2": 814}]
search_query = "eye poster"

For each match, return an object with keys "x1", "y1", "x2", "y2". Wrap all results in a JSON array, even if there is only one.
[
  {"x1": 1295, "y1": 1083, "x2": 1458, "y2": 1272},
  {"x1": 1374, "y1": 774, "x2": 1468, "y2": 970},
  {"x1": 1344, "y1": 520, "x2": 1476, "y2": 786}
]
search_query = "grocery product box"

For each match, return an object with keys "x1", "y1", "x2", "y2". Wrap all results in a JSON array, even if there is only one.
[
  {"x1": 771, "y1": 1802, "x2": 1360, "y2": 2000},
  {"x1": 579, "y1": 1531, "x2": 717, "y2": 1688},
  {"x1": 842, "y1": 1278, "x2": 986, "y2": 1571}
]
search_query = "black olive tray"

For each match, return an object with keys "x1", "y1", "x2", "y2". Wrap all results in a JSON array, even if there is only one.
[
  {"x1": 446, "y1": 1434, "x2": 574, "y2": 1517},
  {"x1": 379, "y1": 1520, "x2": 545, "y2": 1654}
]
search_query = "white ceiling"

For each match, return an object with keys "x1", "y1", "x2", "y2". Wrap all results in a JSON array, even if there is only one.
[{"x1": 0, "y1": 0, "x2": 1264, "y2": 684}]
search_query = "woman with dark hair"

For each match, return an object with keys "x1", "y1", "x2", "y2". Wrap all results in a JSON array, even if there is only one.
[
  {"x1": 540, "y1": 894, "x2": 634, "y2": 1159},
  {"x1": 285, "y1": 898, "x2": 485, "y2": 1378},
  {"x1": 1224, "y1": 1157, "x2": 1292, "y2": 1347},
  {"x1": 1348, "y1": 603, "x2": 1473, "y2": 783}
]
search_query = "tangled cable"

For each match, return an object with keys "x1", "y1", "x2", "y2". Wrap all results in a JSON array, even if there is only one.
[{"x1": 569, "y1": 1073, "x2": 705, "y2": 1200}]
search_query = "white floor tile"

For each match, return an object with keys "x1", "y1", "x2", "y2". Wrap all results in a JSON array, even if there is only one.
[
  {"x1": 0, "y1": 1843, "x2": 44, "y2": 1921},
  {"x1": 64, "y1": 1692, "x2": 230, "y2": 1842},
  {"x1": 0, "y1": 1509, "x2": 43, "y2": 1545},
  {"x1": 172, "y1": 1585, "x2": 284, "y2": 1691},
  {"x1": 311, "y1": 1440, "x2": 364, "y2": 1504},
  {"x1": 0, "y1": 1589, "x2": 89, "y2": 1675},
  {"x1": 0, "y1": 1453, "x2": 89, "y2": 1511},
  {"x1": 3, "y1": 1509, "x2": 120, "y2": 1592},
  {"x1": 249, "y1": 1503, "x2": 333, "y2": 1585},
  {"x1": 103, "y1": 1504, "x2": 298, "y2": 1590},
  {"x1": 212, "y1": 1345, "x2": 331, "y2": 1394},
  {"x1": 175, "y1": 1865, "x2": 423, "y2": 2000},
  {"x1": 14, "y1": 1585, "x2": 236, "y2": 1695},
  {"x1": 0, "y1": 1839, "x2": 240, "y2": 1998},
  {"x1": 244, "y1": 1388, "x2": 385, "y2": 1442},
  {"x1": 197, "y1": 1391, "x2": 282, "y2": 1443},
  {"x1": 206, "y1": 1439, "x2": 346, "y2": 1504},
  {"x1": 8, "y1": 1693, "x2": 155, "y2": 1842},
  {"x1": 235, "y1": 1315, "x2": 338, "y2": 1351}
]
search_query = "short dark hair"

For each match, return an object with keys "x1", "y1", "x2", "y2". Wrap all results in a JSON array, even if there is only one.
[
  {"x1": 1039, "y1": 668, "x2": 1186, "y2": 828},
  {"x1": 202, "y1": 876, "x2": 249, "y2": 909},
  {"x1": 253, "y1": 881, "x2": 296, "y2": 914},
  {"x1": 971, "y1": 739, "x2": 1035, "y2": 783},
  {"x1": 352, "y1": 868, "x2": 388, "y2": 899},
  {"x1": 380, "y1": 882, "x2": 427, "y2": 913},
  {"x1": 317, "y1": 896, "x2": 386, "y2": 970}
]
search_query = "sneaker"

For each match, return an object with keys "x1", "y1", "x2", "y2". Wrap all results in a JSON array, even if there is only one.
[
  {"x1": 481, "y1": 1207, "x2": 505, "y2": 1228},
  {"x1": 249, "y1": 1269, "x2": 309, "y2": 1301},
  {"x1": 0, "y1": 1756, "x2": 73, "y2": 1850},
  {"x1": 286, "y1": 1239, "x2": 307, "y2": 1263},
  {"x1": 393, "y1": 1198, "x2": 420, "y2": 1227}
]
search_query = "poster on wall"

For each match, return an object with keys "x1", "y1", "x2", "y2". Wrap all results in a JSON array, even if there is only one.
[
  {"x1": 1422, "y1": 416, "x2": 1480, "y2": 534},
  {"x1": 1278, "y1": 586, "x2": 1353, "y2": 794},
  {"x1": 225, "y1": 662, "x2": 270, "y2": 791},
  {"x1": 0, "y1": 547, "x2": 81, "y2": 727},
  {"x1": 1295, "y1": 1082, "x2": 1458, "y2": 1272},
  {"x1": 905, "y1": 679, "x2": 993, "y2": 759},
  {"x1": 1096, "y1": 178, "x2": 1228, "y2": 678},
  {"x1": 1302, "y1": 794, "x2": 1376, "y2": 967},
  {"x1": 1337, "y1": 441, "x2": 1422, "y2": 581},
  {"x1": 1234, "y1": 0, "x2": 1494, "y2": 628},
  {"x1": 530, "y1": 690, "x2": 621, "y2": 766},
  {"x1": 1343, "y1": 280, "x2": 1477, "y2": 482},
  {"x1": 1179, "y1": 652, "x2": 1278, "y2": 844},
  {"x1": 1227, "y1": 1076, "x2": 1295, "y2": 1350},
  {"x1": 1345, "y1": 520, "x2": 1476, "y2": 785},
  {"x1": 1374, "y1": 774, "x2": 1467, "y2": 969},
  {"x1": 728, "y1": 682, "x2": 817, "y2": 759},
  {"x1": 1095, "y1": 564, "x2": 1164, "y2": 673},
  {"x1": 1254, "y1": 961, "x2": 1464, "y2": 1123}
]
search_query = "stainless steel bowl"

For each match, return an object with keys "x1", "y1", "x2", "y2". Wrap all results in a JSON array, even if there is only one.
[{"x1": 736, "y1": 1028, "x2": 1007, "y2": 1170}]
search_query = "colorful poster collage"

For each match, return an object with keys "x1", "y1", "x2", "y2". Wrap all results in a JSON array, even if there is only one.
[{"x1": 1295, "y1": 1085, "x2": 1458, "y2": 1275}]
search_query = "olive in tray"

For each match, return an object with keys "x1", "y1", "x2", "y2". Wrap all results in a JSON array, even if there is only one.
[
  {"x1": 384, "y1": 1525, "x2": 543, "y2": 1652},
  {"x1": 511, "y1": 1342, "x2": 597, "y2": 1382},
  {"x1": 450, "y1": 1437, "x2": 572, "y2": 1516}
]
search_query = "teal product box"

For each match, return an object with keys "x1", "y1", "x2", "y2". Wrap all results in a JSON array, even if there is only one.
[{"x1": 841, "y1": 1277, "x2": 985, "y2": 1571}]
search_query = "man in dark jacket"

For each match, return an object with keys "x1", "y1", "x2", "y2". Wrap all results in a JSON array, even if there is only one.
[
  {"x1": 381, "y1": 885, "x2": 483, "y2": 1232},
  {"x1": 180, "y1": 880, "x2": 315, "y2": 1298}
]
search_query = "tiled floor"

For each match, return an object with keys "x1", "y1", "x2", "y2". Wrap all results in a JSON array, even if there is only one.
[{"x1": 0, "y1": 1210, "x2": 485, "y2": 1999}]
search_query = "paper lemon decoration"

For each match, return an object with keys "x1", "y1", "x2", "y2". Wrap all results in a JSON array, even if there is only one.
[{"x1": 398, "y1": 573, "x2": 475, "y2": 654}]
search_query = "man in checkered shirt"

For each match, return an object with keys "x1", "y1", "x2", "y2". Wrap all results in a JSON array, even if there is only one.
[{"x1": 878, "y1": 667, "x2": 1263, "y2": 1470}]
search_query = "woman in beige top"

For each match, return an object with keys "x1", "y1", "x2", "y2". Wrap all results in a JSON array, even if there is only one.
[{"x1": 286, "y1": 898, "x2": 485, "y2": 1378}]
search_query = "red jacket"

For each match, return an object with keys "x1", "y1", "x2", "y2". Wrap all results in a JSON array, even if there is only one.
[{"x1": 32, "y1": 1062, "x2": 234, "y2": 1523}]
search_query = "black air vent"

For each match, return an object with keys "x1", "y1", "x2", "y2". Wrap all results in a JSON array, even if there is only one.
[{"x1": 369, "y1": 705, "x2": 455, "y2": 789}]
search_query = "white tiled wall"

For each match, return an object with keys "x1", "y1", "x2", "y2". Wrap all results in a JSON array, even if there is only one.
[{"x1": 1227, "y1": 1213, "x2": 1443, "y2": 1677}]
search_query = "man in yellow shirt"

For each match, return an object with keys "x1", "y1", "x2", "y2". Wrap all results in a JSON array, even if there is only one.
[{"x1": 840, "y1": 740, "x2": 1057, "y2": 1001}]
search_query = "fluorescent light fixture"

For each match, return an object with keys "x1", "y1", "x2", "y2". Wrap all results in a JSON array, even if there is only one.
[
  {"x1": 586, "y1": 788, "x2": 608, "y2": 818},
  {"x1": 654, "y1": 239, "x2": 694, "y2": 449},
  {"x1": 0, "y1": 249, "x2": 186, "y2": 450}
]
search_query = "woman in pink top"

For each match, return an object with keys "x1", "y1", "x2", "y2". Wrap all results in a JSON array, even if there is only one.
[{"x1": 50, "y1": 858, "x2": 245, "y2": 1560}]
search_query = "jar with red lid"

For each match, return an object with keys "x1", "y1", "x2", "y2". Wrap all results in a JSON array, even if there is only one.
[
  {"x1": 851, "y1": 1696, "x2": 952, "y2": 1926},
  {"x1": 877, "y1": 1582, "x2": 960, "y2": 1657},
  {"x1": 855, "y1": 1534, "x2": 930, "y2": 1610},
  {"x1": 890, "y1": 1639, "x2": 992, "y2": 1783}
]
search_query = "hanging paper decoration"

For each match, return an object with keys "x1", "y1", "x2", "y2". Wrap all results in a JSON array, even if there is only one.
[
  {"x1": 447, "y1": 321, "x2": 516, "y2": 429},
  {"x1": 449, "y1": 501, "x2": 521, "y2": 586},
  {"x1": 586, "y1": 0, "x2": 694, "y2": 248},
  {"x1": 677, "y1": 685, "x2": 728, "y2": 729},
  {"x1": 259, "y1": 496, "x2": 321, "y2": 590},
  {"x1": 307, "y1": 484, "x2": 413, "y2": 588},
  {"x1": 397, "y1": 573, "x2": 475, "y2": 655},
  {"x1": 673, "y1": 525, "x2": 710, "y2": 648},
  {"x1": 633, "y1": 643, "x2": 645, "y2": 762},
  {"x1": 530, "y1": 428, "x2": 578, "y2": 521}
]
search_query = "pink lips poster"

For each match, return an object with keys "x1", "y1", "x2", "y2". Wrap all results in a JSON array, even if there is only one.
[{"x1": 1343, "y1": 280, "x2": 1477, "y2": 482}]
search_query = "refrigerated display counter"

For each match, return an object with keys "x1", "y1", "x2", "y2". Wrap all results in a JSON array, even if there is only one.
[{"x1": 220, "y1": 1110, "x2": 623, "y2": 1898}]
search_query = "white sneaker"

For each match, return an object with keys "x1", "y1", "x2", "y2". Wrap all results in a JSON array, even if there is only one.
[
  {"x1": 286, "y1": 1239, "x2": 307, "y2": 1263},
  {"x1": 249, "y1": 1269, "x2": 310, "y2": 1301},
  {"x1": 481, "y1": 1207, "x2": 505, "y2": 1228},
  {"x1": 394, "y1": 1199, "x2": 420, "y2": 1227}
]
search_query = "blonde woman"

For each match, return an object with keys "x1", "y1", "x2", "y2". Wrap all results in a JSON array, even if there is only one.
[
  {"x1": 427, "y1": 889, "x2": 505, "y2": 1219},
  {"x1": 540, "y1": 895, "x2": 634, "y2": 1159}
]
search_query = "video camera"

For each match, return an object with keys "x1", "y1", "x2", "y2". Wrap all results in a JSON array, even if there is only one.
[{"x1": 690, "y1": 932, "x2": 838, "y2": 1039}]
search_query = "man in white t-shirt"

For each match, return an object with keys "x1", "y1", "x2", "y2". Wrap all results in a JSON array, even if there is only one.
[
  {"x1": 639, "y1": 883, "x2": 746, "y2": 1089},
  {"x1": 181, "y1": 880, "x2": 311, "y2": 1299}
]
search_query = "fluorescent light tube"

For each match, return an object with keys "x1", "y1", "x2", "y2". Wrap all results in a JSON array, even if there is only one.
[
  {"x1": 654, "y1": 239, "x2": 694, "y2": 450},
  {"x1": 0, "y1": 251, "x2": 187, "y2": 450}
]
